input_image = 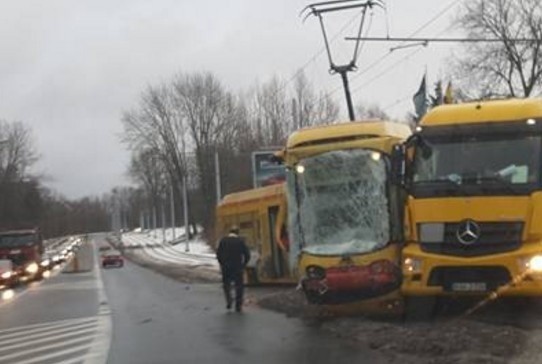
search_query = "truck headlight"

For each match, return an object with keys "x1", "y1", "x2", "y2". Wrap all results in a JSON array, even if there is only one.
[
  {"x1": 519, "y1": 255, "x2": 542, "y2": 273},
  {"x1": 25, "y1": 262, "x2": 39, "y2": 274},
  {"x1": 1, "y1": 271, "x2": 12, "y2": 279},
  {"x1": 529, "y1": 256, "x2": 542, "y2": 272},
  {"x1": 404, "y1": 257, "x2": 422, "y2": 274}
]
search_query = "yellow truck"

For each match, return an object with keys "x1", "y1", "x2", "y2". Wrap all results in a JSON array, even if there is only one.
[
  {"x1": 283, "y1": 120, "x2": 411, "y2": 308},
  {"x1": 402, "y1": 98, "x2": 542, "y2": 313},
  {"x1": 215, "y1": 183, "x2": 292, "y2": 285}
]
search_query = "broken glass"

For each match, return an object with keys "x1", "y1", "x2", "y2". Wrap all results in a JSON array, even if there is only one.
[{"x1": 287, "y1": 149, "x2": 390, "y2": 267}]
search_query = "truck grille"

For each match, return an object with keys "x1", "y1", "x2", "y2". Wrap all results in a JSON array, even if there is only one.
[
  {"x1": 428, "y1": 266, "x2": 511, "y2": 291},
  {"x1": 420, "y1": 222, "x2": 523, "y2": 257}
]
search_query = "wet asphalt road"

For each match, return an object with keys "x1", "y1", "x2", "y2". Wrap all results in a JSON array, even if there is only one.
[
  {"x1": 0, "y1": 236, "x2": 110, "y2": 364},
  {"x1": 103, "y1": 246, "x2": 386, "y2": 363},
  {"x1": 0, "y1": 234, "x2": 387, "y2": 363}
]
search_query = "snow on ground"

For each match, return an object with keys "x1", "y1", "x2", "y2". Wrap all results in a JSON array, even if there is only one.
[{"x1": 122, "y1": 228, "x2": 218, "y2": 270}]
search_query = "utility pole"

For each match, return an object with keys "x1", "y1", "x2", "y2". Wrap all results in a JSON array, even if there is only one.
[
  {"x1": 152, "y1": 205, "x2": 157, "y2": 239},
  {"x1": 161, "y1": 200, "x2": 166, "y2": 244},
  {"x1": 170, "y1": 183, "x2": 176, "y2": 241},
  {"x1": 183, "y1": 175, "x2": 190, "y2": 252},
  {"x1": 139, "y1": 210, "x2": 145, "y2": 231},
  {"x1": 215, "y1": 151, "x2": 221, "y2": 202}
]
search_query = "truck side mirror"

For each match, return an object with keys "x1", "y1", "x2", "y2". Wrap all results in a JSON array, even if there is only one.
[{"x1": 391, "y1": 144, "x2": 406, "y2": 186}]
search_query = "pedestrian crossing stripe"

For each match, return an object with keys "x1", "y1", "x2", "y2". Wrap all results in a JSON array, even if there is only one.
[{"x1": 0, "y1": 315, "x2": 110, "y2": 364}]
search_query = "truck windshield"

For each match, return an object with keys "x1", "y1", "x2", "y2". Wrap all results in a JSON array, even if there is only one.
[
  {"x1": 0, "y1": 234, "x2": 38, "y2": 247},
  {"x1": 412, "y1": 134, "x2": 542, "y2": 197},
  {"x1": 287, "y1": 149, "x2": 390, "y2": 256}
]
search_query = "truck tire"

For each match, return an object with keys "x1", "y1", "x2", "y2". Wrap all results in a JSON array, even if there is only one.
[{"x1": 404, "y1": 296, "x2": 438, "y2": 322}]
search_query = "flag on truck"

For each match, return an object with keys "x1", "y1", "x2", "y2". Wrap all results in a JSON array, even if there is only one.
[
  {"x1": 413, "y1": 74, "x2": 428, "y2": 119},
  {"x1": 444, "y1": 81, "x2": 453, "y2": 104}
]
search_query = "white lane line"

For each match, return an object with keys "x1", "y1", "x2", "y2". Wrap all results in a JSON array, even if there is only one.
[
  {"x1": 0, "y1": 316, "x2": 97, "y2": 336},
  {"x1": 82, "y1": 239, "x2": 112, "y2": 364},
  {"x1": 0, "y1": 325, "x2": 98, "y2": 352},
  {"x1": 7, "y1": 341, "x2": 92, "y2": 364},
  {"x1": 0, "y1": 321, "x2": 97, "y2": 344},
  {"x1": 82, "y1": 316, "x2": 111, "y2": 364},
  {"x1": 0, "y1": 335, "x2": 93, "y2": 362}
]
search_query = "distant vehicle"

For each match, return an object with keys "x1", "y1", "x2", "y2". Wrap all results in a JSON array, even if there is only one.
[
  {"x1": 102, "y1": 251, "x2": 124, "y2": 268},
  {"x1": 99, "y1": 245, "x2": 111, "y2": 252},
  {"x1": 40, "y1": 251, "x2": 59, "y2": 271},
  {"x1": 0, "y1": 259, "x2": 18, "y2": 288},
  {"x1": 0, "y1": 229, "x2": 44, "y2": 282}
]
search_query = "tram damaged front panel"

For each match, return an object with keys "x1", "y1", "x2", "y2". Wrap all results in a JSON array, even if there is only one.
[{"x1": 287, "y1": 148, "x2": 402, "y2": 304}]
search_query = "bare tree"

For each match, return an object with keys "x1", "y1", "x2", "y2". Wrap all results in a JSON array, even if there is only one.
[
  {"x1": 355, "y1": 101, "x2": 390, "y2": 120},
  {"x1": 291, "y1": 70, "x2": 339, "y2": 129},
  {"x1": 0, "y1": 120, "x2": 38, "y2": 184},
  {"x1": 455, "y1": 0, "x2": 542, "y2": 98},
  {"x1": 258, "y1": 76, "x2": 290, "y2": 146},
  {"x1": 173, "y1": 72, "x2": 238, "y2": 227}
]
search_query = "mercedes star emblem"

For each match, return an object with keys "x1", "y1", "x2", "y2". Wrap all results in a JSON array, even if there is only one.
[{"x1": 456, "y1": 219, "x2": 481, "y2": 245}]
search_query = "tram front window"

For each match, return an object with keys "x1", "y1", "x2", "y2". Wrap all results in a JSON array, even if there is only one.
[{"x1": 288, "y1": 149, "x2": 390, "y2": 256}]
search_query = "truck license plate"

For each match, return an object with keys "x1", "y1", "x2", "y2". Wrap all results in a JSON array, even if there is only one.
[{"x1": 451, "y1": 282, "x2": 487, "y2": 292}]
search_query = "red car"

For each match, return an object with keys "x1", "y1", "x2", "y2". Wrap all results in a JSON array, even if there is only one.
[{"x1": 101, "y1": 251, "x2": 124, "y2": 268}]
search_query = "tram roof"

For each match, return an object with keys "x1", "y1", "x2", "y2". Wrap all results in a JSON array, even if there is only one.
[{"x1": 286, "y1": 120, "x2": 411, "y2": 150}]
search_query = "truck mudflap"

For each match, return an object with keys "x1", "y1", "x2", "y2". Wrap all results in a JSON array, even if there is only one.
[{"x1": 302, "y1": 259, "x2": 402, "y2": 304}]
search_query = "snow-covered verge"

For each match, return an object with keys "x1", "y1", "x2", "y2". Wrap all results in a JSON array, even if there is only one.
[
  {"x1": 122, "y1": 228, "x2": 218, "y2": 268},
  {"x1": 108, "y1": 228, "x2": 220, "y2": 283}
]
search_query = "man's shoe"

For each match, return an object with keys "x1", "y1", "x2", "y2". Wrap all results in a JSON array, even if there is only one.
[
  {"x1": 235, "y1": 305, "x2": 242, "y2": 312},
  {"x1": 226, "y1": 302, "x2": 232, "y2": 310}
]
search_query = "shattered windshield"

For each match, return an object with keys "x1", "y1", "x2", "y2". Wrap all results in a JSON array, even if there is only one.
[
  {"x1": 287, "y1": 149, "x2": 390, "y2": 256},
  {"x1": 412, "y1": 134, "x2": 542, "y2": 196}
]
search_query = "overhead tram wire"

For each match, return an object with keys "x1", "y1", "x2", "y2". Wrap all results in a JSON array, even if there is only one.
[
  {"x1": 277, "y1": 9, "x2": 366, "y2": 96},
  {"x1": 351, "y1": 24, "x2": 455, "y2": 94},
  {"x1": 345, "y1": 36, "x2": 540, "y2": 43},
  {"x1": 328, "y1": 0, "x2": 461, "y2": 96}
]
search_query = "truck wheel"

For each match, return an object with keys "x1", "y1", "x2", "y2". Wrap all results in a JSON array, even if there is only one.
[{"x1": 404, "y1": 296, "x2": 438, "y2": 322}]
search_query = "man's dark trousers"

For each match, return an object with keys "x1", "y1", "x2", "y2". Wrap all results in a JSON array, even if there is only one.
[{"x1": 222, "y1": 267, "x2": 244, "y2": 309}]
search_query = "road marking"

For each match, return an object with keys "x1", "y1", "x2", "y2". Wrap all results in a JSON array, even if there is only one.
[
  {"x1": 0, "y1": 315, "x2": 108, "y2": 364},
  {"x1": 82, "y1": 239, "x2": 112, "y2": 364},
  {"x1": 0, "y1": 321, "x2": 97, "y2": 345},
  {"x1": 9, "y1": 342, "x2": 91, "y2": 364},
  {"x1": 0, "y1": 316, "x2": 96, "y2": 335}
]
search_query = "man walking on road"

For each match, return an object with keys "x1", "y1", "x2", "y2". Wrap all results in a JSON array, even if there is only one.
[{"x1": 217, "y1": 225, "x2": 250, "y2": 312}]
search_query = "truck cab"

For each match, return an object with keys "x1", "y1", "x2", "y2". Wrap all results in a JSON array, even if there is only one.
[{"x1": 402, "y1": 98, "x2": 542, "y2": 306}]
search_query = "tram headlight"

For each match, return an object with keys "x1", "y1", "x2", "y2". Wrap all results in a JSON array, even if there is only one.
[
  {"x1": 1, "y1": 271, "x2": 12, "y2": 279},
  {"x1": 296, "y1": 164, "x2": 305, "y2": 174},
  {"x1": 404, "y1": 257, "x2": 422, "y2": 274},
  {"x1": 305, "y1": 265, "x2": 326, "y2": 280}
]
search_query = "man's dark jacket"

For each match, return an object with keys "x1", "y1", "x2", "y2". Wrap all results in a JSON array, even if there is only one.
[{"x1": 217, "y1": 234, "x2": 250, "y2": 272}]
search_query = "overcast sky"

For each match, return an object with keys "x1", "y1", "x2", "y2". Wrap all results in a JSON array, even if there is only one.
[{"x1": 0, "y1": 0, "x2": 461, "y2": 199}]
